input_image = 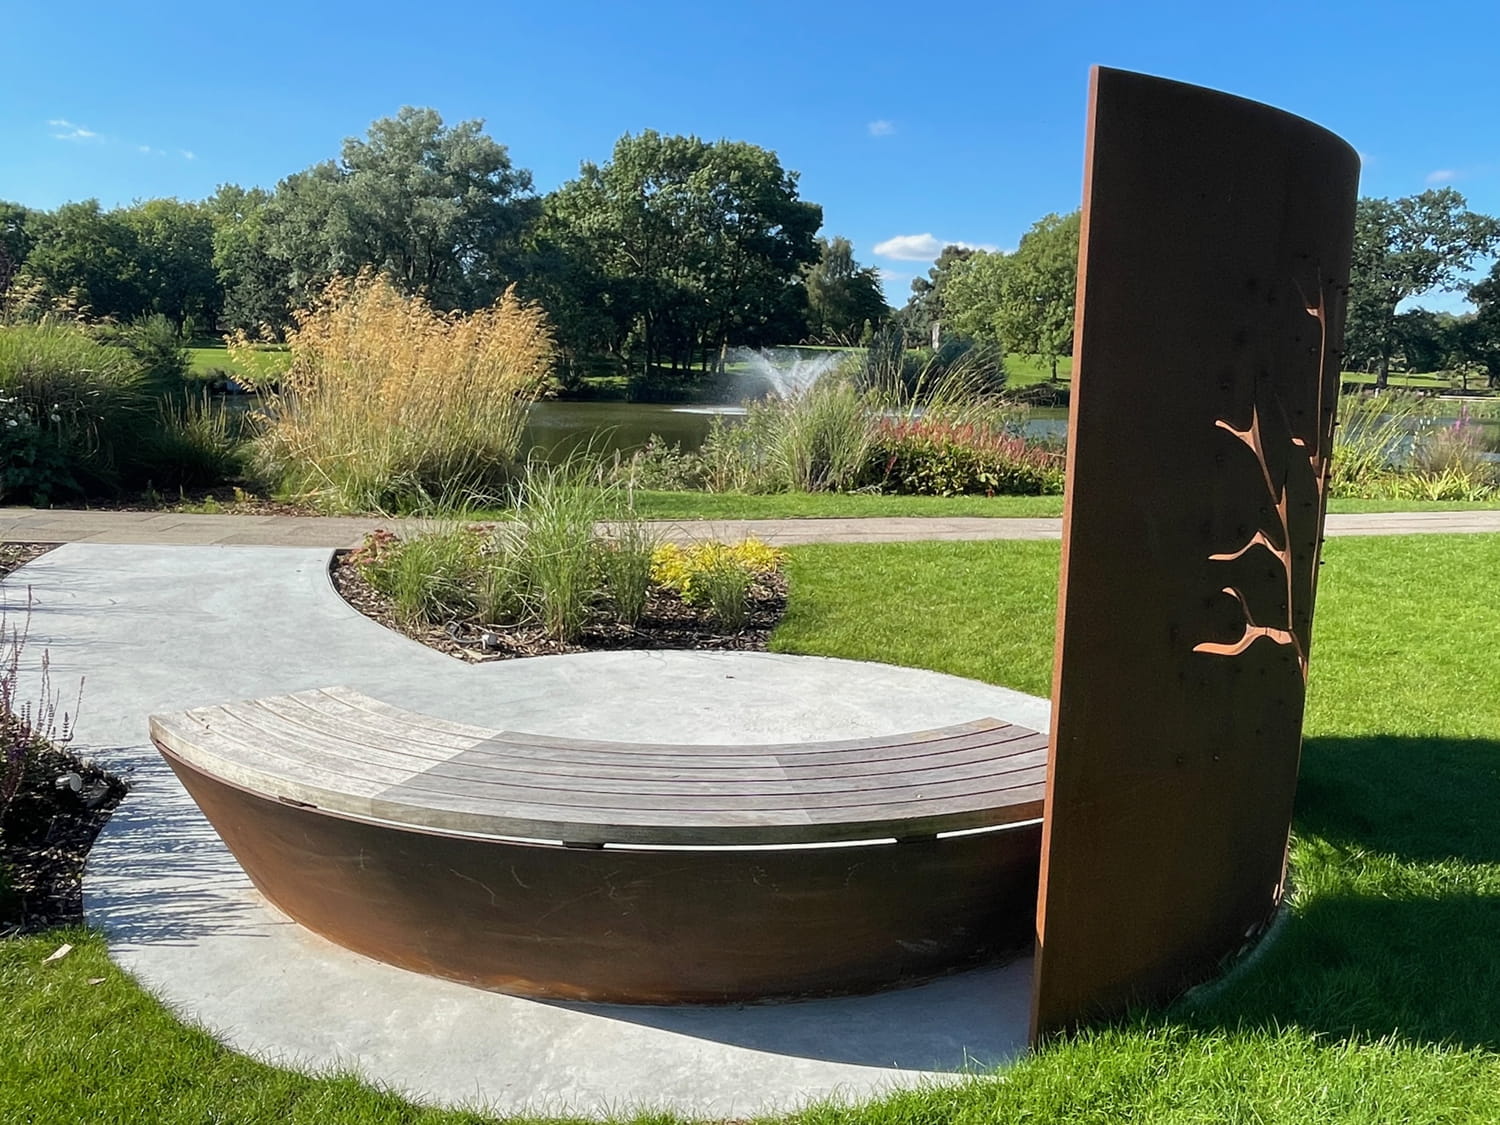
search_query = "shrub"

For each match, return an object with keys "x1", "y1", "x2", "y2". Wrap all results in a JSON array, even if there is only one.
[
  {"x1": 0, "y1": 320, "x2": 157, "y2": 499},
  {"x1": 861, "y1": 416, "x2": 1065, "y2": 496},
  {"x1": 252, "y1": 273, "x2": 555, "y2": 513},
  {"x1": 0, "y1": 595, "x2": 79, "y2": 836},
  {"x1": 95, "y1": 315, "x2": 191, "y2": 396},
  {"x1": 620, "y1": 434, "x2": 706, "y2": 491},
  {"x1": 651, "y1": 540, "x2": 785, "y2": 604},
  {"x1": 0, "y1": 392, "x2": 80, "y2": 505}
]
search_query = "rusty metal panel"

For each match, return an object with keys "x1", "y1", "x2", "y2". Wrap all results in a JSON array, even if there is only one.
[
  {"x1": 159, "y1": 745, "x2": 1042, "y2": 1004},
  {"x1": 1031, "y1": 67, "x2": 1359, "y2": 1037}
]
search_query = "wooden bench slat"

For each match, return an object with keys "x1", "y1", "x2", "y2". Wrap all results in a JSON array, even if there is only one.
[
  {"x1": 439, "y1": 737, "x2": 1047, "y2": 786},
  {"x1": 253, "y1": 691, "x2": 1032, "y2": 773},
  {"x1": 151, "y1": 686, "x2": 1050, "y2": 846},
  {"x1": 481, "y1": 727, "x2": 1043, "y2": 770},
  {"x1": 359, "y1": 788, "x2": 1046, "y2": 847},
  {"x1": 304, "y1": 687, "x2": 1015, "y2": 758},
  {"x1": 377, "y1": 766, "x2": 1046, "y2": 815},
  {"x1": 397, "y1": 744, "x2": 1048, "y2": 799}
]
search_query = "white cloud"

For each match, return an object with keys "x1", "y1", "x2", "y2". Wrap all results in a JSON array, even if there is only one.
[
  {"x1": 1426, "y1": 168, "x2": 1456, "y2": 185},
  {"x1": 867, "y1": 119, "x2": 895, "y2": 137},
  {"x1": 49, "y1": 118, "x2": 100, "y2": 142},
  {"x1": 873, "y1": 233, "x2": 999, "y2": 261},
  {"x1": 46, "y1": 118, "x2": 194, "y2": 160}
]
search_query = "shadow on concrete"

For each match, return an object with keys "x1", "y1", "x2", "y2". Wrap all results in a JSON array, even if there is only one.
[
  {"x1": 85, "y1": 762, "x2": 287, "y2": 948},
  {"x1": 552, "y1": 956, "x2": 1034, "y2": 1071}
]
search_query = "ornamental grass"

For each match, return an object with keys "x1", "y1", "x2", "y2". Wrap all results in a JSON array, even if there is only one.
[
  {"x1": 862, "y1": 415, "x2": 1065, "y2": 496},
  {"x1": 248, "y1": 273, "x2": 555, "y2": 513}
]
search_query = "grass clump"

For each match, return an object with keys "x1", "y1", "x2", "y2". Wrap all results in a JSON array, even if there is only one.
[
  {"x1": 250, "y1": 273, "x2": 555, "y2": 513},
  {"x1": 651, "y1": 539, "x2": 784, "y2": 629},
  {"x1": 0, "y1": 317, "x2": 245, "y2": 502},
  {"x1": 623, "y1": 343, "x2": 1057, "y2": 498},
  {"x1": 596, "y1": 519, "x2": 658, "y2": 628},
  {"x1": 0, "y1": 321, "x2": 152, "y2": 502},
  {"x1": 1333, "y1": 392, "x2": 1498, "y2": 502},
  {"x1": 354, "y1": 473, "x2": 780, "y2": 642}
]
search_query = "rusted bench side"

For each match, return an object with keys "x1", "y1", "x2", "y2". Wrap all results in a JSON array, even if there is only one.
[{"x1": 148, "y1": 685, "x2": 1049, "y2": 1002}]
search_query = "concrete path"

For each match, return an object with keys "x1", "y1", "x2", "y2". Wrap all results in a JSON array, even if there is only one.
[
  {"x1": 2, "y1": 505, "x2": 1499, "y2": 548},
  {"x1": 11, "y1": 543, "x2": 1049, "y2": 1119}
]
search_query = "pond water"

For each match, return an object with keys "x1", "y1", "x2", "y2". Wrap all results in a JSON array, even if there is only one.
[
  {"x1": 519, "y1": 401, "x2": 1072, "y2": 462},
  {"x1": 227, "y1": 395, "x2": 1499, "y2": 463}
]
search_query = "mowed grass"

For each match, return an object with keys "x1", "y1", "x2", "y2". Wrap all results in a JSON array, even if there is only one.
[
  {"x1": 5, "y1": 533, "x2": 1500, "y2": 1121},
  {"x1": 625, "y1": 490, "x2": 1068, "y2": 520},
  {"x1": 1004, "y1": 352, "x2": 1073, "y2": 386},
  {"x1": 187, "y1": 341, "x2": 291, "y2": 383},
  {"x1": 619, "y1": 491, "x2": 1500, "y2": 521}
]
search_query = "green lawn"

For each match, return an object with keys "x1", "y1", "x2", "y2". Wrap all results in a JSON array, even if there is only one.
[
  {"x1": 1004, "y1": 352, "x2": 1073, "y2": 386},
  {"x1": 187, "y1": 341, "x2": 291, "y2": 383},
  {"x1": 609, "y1": 491, "x2": 1500, "y2": 521},
  {"x1": 5, "y1": 533, "x2": 1500, "y2": 1121},
  {"x1": 625, "y1": 490, "x2": 1068, "y2": 519}
]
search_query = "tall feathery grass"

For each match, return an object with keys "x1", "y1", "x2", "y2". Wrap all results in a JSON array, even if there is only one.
[{"x1": 248, "y1": 273, "x2": 555, "y2": 513}]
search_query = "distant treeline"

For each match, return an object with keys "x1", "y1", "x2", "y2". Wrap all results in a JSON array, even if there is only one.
[
  {"x1": 5, "y1": 109, "x2": 1498, "y2": 390},
  {"x1": 0, "y1": 109, "x2": 891, "y2": 384}
]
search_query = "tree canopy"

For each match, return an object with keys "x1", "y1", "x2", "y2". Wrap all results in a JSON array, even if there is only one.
[
  {"x1": 802, "y1": 236, "x2": 889, "y2": 344},
  {"x1": 1344, "y1": 189, "x2": 1500, "y2": 386},
  {"x1": 940, "y1": 212, "x2": 1079, "y2": 377},
  {"x1": 541, "y1": 130, "x2": 822, "y2": 375}
]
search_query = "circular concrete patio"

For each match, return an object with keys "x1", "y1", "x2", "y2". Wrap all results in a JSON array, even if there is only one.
[{"x1": 10, "y1": 542, "x2": 1046, "y2": 1118}]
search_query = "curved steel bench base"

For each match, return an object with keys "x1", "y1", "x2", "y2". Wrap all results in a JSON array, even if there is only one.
[{"x1": 161, "y1": 747, "x2": 1042, "y2": 1004}]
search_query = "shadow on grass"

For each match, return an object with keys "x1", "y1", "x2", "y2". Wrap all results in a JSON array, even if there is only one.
[
  {"x1": 1177, "y1": 734, "x2": 1500, "y2": 1051},
  {"x1": 1295, "y1": 734, "x2": 1500, "y2": 865}
]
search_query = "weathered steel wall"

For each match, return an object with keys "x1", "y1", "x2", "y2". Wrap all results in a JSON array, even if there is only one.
[
  {"x1": 160, "y1": 747, "x2": 1043, "y2": 1004},
  {"x1": 1031, "y1": 67, "x2": 1359, "y2": 1037}
]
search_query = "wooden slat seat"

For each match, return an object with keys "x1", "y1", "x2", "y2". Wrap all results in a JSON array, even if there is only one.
[{"x1": 150, "y1": 685, "x2": 1048, "y2": 847}]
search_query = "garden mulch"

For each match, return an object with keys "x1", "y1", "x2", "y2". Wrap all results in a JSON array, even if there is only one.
[
  {"x1": 1, "y1": 544, "x2": 129, "y2": 934},
  {"x1": 330, "y1": 551, "x2": 788, "y2": 662}
]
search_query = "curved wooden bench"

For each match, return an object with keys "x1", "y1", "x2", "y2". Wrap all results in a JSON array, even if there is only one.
[{"x1": 150, "y1": 686, "x2": 1049, "y2": 1003}]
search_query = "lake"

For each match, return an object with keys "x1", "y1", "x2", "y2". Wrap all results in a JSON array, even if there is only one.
[{"x1": 519, "y1": 401, "x2": 1073, "y2": 462}]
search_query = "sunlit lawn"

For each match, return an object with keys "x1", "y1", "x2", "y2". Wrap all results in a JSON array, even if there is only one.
[{"x1": 4, "y1": 533, "x2": 1500, "y2": 1121}]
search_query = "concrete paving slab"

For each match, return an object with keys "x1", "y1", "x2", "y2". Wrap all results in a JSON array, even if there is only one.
[{"x1": 7, "y1": 543, "x2": 1045, "y2": 1119}]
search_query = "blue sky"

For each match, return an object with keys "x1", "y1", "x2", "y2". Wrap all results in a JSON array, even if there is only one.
[{"x1": 4, "y1": 0, "x2": 1498, "y2": 309}]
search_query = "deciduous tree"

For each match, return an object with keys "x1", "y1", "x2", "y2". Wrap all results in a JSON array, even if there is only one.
[
  {"x1": 802, "y1": 236, "x2": 888, "y2": 344},
  {"x1": 546, "y1": 131, "x2": 821, "y2": 376},
  {"x1": 1345, "y1": 189, "x2": 1499, "y2": 387},
  {"x1": 16, "y1": 200, "x2": 146, "y2": 319},
  {"x1": 265, "y1": 107, "x2": 535, "y2": 314}
]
